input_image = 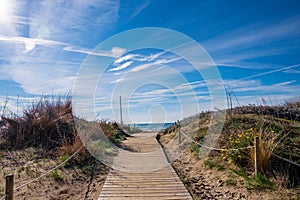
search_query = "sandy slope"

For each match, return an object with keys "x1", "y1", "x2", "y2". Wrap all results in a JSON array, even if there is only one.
[{"x1": 0, "y1": 147, "x2": 108, "y2": 199}]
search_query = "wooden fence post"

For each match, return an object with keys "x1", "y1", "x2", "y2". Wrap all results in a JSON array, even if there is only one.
[
  {"x1": 178, "y1": 121, "x2": 181, "y2": 145},
  {"x1": 254, "y1": 136, "x2": 260, "y2": 176},
  {"x1": 5, "y1": 174, "x2": 14, "y2": 200}
]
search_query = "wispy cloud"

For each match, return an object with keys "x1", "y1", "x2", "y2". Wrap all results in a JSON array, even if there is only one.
[
  {"x1": 203, "y1": 15, "x2": 300, "y2": 69},
  {"x1": 0, "y1": 35, "x2": 66, "y2": 52},
  {"x1": 224, "y1": 78, "x2": 299, "y2": 95},
  {"x1": 63, "y1": 46, "x2": 126, "y2": 58},
  {"x1": 0, "y1": 95, "x2": 38, "y2": 116},
  {"x1": 0, "y1": 0, "x2": 20, "y2": 35},
  {"x1": 230, "y1": 64, "x2": 300, "y2": 82},
  {"x1": 126, "y1": 0, "x2": 151, "y2": 22},
  {"x1": 27, "y1": 0, "x2": 120, "y2": 43},
  {"x1": 114, "y1": 54, "x2": 137, "y2": 64},
  {"x1": 129, "y1": 63, "x2": 152, "y2": 73},
  {"x1": 0, "y1": 0, "x2": 123, "y2": 95},
  {"x1": 128, "y1": 56, "x2": 181, "y2": 73},
  {"x1": 113, "y1": 51, "x2": 165, "y2": 65},
  {"x1": 283, "y1": 68, "x2": 300, "y2": 74},
  {"x1": 205, "y1": 16, "x2": 300, "y2": 53},
  {"x1": 109, "y1": 61, "x2": 133, "y2": 72},
  {"x1": 109, "y1": 51, "x2": 179, "y2": 74}
]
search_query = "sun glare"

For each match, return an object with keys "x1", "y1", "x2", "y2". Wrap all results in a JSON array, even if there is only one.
[{"x1": 0, "y1": 0, "x2": 13, "y2": 22}]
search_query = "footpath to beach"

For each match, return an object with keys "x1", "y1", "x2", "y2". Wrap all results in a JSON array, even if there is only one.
[{"x1": 98, "y1": 132, "x2": 192, "y2": 200}]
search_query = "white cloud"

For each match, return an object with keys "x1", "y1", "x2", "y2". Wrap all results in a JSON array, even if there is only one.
[
  {"x1": 109, "y1": 61, "x2": 133, "y2": 72},
  {"x1": 111, "y1": 47, "x2": 127, "y2": 57},
  {"x1": 153, "y1": 57, "x2": 181, "y2": 65},
  {"x1": 125, "y1": 0, "x2": 150, "y2": 22},
  {"x1": 7, "y1": 65, "x2": 77, "y2": 95},
  {"x1": 27, "y1": 0, "x2": 120, "y2": 43},
  {"x1": 0, "y1": 95, "x2": 38, "y2": 116},
  {"x1": 128, "y1": 56, "x2": 180, "y2": 73},
  {"x1": 283, "y1": 69, "x2": 300, "y2": 74},
  {"x1": 203, "y1": 16, "x2": 300, "y2": 70},
  {"x1": 205, "y1": 16, "x2": 300, "y2": 53},
  {"x1": 113, "y1": 51, "x2": 167, "y2": 65},
  {"x1": 224, "y1": 78, "x2": 299, "y2": 96},
  {"x1": 114, "y1": 54, "x2": 137, "y2": 64},
  {"x1": 111, "y1": 77, "x2": 125, "y2": 84},
  {"x1": 0, "y1": 1, "x2": 123, "y2": 95},
  {"x1": 233, "y1": 64, "x2": 300, "y2": 82},
  {"x1": 233, "y1": 80, "x2": 297, "y2": 93},
  {"x1": 0, "y1": 35, "x2": 66, "y2": 53},
  {"x1": 0, "y1": 0, "x2": 19, "y2": 35},
  {"x1": 63, "y1": 46, "x2": 126, "y2": 58},
  {"x1": 130, "y1": 63, "x2": 152, "y2": 73}
]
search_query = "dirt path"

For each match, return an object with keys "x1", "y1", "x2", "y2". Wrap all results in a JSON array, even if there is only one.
[{"x1": 98, "y1": 132, "x2": 192, "y2": 200}]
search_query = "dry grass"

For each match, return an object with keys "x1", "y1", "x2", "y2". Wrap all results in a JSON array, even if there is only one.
[
  {"x1": 0, "y1": 96, "x2": 131, "y2": 198},
  {"x1": 1, "y1": 96, "x2": 75, "y2": 150},
  {"x1": 249, "y1": 129, "x2": 282, "y2": 173}
]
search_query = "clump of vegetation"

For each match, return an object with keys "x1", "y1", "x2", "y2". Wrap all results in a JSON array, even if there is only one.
[
  {"x1": 216, "y1": 100, "x2": 300, "y2": 188},
  {"x1": 0, "y1": 96, "x2": 129, "y2": 198},
  {"x1": 51, "y1": 170, "x2": 63, "y2": 181},
  {"x1": 1, "y1": 96, "x2": 75, "y2": 150},
  {"x1": 221, "y1": 125, "x2": 282, "y2": 174},
  {"x1": 204, "y1": 157, "x2": 224, "y2": 170},
  {"x1": 0, "y1": 96, "x2": 129, "y2": 165},
  {"x1": 189, "y1": 99, "x2": 300, "y2": 189},
  {"x1": 190, "y1": 143, "x2": 200, "y2": 157}
]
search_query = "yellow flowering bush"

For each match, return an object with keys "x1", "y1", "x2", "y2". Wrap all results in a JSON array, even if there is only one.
[{"x1": 223, "y1": 128, "x2": 257, "y2": 165}]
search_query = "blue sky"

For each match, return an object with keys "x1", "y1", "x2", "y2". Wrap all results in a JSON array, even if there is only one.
[{"x1": 0, "y1": 0, "x2": 300, "y2": 123}]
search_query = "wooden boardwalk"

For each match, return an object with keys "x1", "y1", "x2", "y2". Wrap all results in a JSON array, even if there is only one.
[{"x1": 98, "y1": 133, "x2": 192, "y2": 200}]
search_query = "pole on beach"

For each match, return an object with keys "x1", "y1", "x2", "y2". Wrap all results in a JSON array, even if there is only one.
[
  {"x1": 254, "y1": 136, "x2": 260, "y2": 176},
  {"x1": 178, "y1": 120, "x2": 181, "y2": 145},
  {"x1": 119, "y1": 96, "x2": 123, "y2": 125},
  {"x1": 5, "y1": 174, "x2": 14, "y2": 200}
]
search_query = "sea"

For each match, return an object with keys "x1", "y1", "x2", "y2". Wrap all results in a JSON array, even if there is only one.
[{"x1": 127, "y1": 122, "x2": 174, "y2": 131}]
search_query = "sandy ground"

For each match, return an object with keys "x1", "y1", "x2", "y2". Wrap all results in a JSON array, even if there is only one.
[
  {"x1": 158, "y1": 121, "x2": 300, "y2": 200},
  {"x1": 2, "y1": 131, "x2": 298, "y2": 199},
  {"x1": 121, "y1": 132, "x2": 160, "y2": 153},
  {"x1": 0, "y1": 133, "x2": 168, "y2": 200},
  {"x1": 0, "y1": 147, "x2": 109, "y2": 200}
]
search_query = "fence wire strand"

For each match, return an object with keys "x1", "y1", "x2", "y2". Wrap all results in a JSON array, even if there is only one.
[
  {"x1": 180, "y1": 130, "x2": 300, "y2": 168},
  {"x1": 13, "y1": 146, "x2": 84, "y2": 191},
  {"x1": 271, "y1": 153, "x2": 300, "y2": 168},
  {"x1": 180, "y1": 130, "x2": 254, "y2": 151},
  {"x1": 0, "y1": 194, "x2": 6, "y2": 200}
]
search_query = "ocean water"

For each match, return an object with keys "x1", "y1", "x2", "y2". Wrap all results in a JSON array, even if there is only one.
[{"x1": 128, "y1": 123, "x2": 174, "y2": 131}]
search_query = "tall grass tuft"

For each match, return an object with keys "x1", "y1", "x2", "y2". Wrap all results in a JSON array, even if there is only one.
[
  {"x1": 1, "y1": 96, "x2": 75, "y2": 149},
  {"x1": 249, "y1": 128, "x2": 282, "y2": 173}
]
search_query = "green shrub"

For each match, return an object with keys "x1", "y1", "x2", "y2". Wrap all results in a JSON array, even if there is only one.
[
  {"x1": 51, "y1": 170, "x2": 63, "y2": 181},
  {"x1": 254, "y1": 173, "x2": 273, "y2": 190}
]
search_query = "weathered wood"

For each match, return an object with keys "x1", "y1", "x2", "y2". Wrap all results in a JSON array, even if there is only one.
[
  {"x1": 5, "y1": 174, "x2": 14, "y2": 200},
  {"x1": 254, "y1": 136, "x2": 260, "y2": 176},
  {"x1": 99, "y1": 133, "x2": 192, "y2": 200}
]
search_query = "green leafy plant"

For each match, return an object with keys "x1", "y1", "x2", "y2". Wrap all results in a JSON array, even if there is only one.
[
  {"x1": 190, "y1": 143, "x2": 199, "y2": 156},
  {"x1": 224, "y1": 128, "x2": 256, "y2": 165},
  {"x1": 254, "y1": 173, "x2": 273, "y2": 190},
  {"x1": 204, "y1": 158, "x2": 217, "y2": 169},
  {"x1": 51, "y1": 170, "x2": 63, "y2": 181}
]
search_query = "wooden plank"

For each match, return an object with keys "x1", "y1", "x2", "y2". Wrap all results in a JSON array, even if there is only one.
[{"x1": 98, "y1": 133, "x2": 192, "y2": 200}]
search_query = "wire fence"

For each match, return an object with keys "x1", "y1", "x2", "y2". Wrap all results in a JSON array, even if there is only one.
[
  {"x1": 180, "y1": 130, "x2": 254, "y2": 151},
  {"x1": 1, "y1": 145, "x2": 84, "y2": 200},
  {"x1": 1, "y1": 129, "x2": 299, "y2": 199},
  {"x1": 13, "y1": 145, "x2": 84, "y2": 192},
  {"x1": 0, "y1": 194, "x2": 6, "y2": 200},
  {"x1": 180, "y1": 130, "x2": 300, "y2": 168},
  {"x1": 271, "y1": 153, "x2": 300, "y2": 168}
]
